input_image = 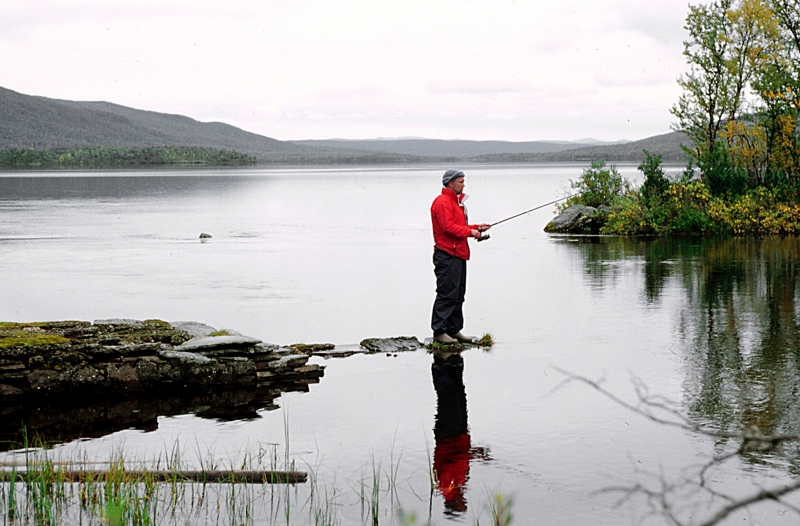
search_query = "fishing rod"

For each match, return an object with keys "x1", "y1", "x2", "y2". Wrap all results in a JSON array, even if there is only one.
[{"x1": 476, "y1": 191, "x2": 583, "y2": 242}]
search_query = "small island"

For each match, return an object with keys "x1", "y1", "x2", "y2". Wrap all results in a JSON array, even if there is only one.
[{"x1": 545, "y1": 153, "x2": 800, "y2": 237}]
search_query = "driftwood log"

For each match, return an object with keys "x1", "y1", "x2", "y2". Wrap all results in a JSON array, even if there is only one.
[{"x1": 0, "y1": 469, "x2": 307, "y2": 484}]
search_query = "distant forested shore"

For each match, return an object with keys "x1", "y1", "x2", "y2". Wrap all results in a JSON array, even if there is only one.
[{"x1": 0, "y1": 147, "x2": 256, "y2": 168}]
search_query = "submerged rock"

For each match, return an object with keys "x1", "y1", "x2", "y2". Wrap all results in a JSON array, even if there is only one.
[
  {"x1": 311, "y1": 348, "x2": 358, "y2": 358},
  {"x1": 359, "y1": 337, "x2": 423, "y2": 353},
  {"x1": 290, "y1": 343, "x2": 335, "y2": 353},
  {"x1": 544, "y1": 205, "x2": 609, "y2": 234}
]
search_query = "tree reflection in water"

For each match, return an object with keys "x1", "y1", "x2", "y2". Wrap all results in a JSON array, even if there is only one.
[
  {"x1": 431, "y1": 350, "x2": 491, "y2": 517},
  {"x1": 566, "y1": 236, "x2": 800, "y2": 458}
]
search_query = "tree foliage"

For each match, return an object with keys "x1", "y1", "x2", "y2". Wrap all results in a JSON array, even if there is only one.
[
  {"x1": 639, "y1": 150, "x2": 670, "y2": 200},
  {"x1": 562, "y1": 160, "x2": 626, "y2": 209},
  {"x1": 672, "y1": 0, "x2": 800, "y2": 194},
  {"x1": 0, "y1": 147, "x2": 256, "y2": 168}
]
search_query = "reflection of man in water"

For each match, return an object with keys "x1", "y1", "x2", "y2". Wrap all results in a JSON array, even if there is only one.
[{"x1": 432, "y1": 351, "x2": 490, "y2": 515}]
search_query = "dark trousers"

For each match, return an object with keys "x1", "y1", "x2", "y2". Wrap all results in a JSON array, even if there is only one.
[{"x1": 431, "y1": 249, "x2": 467, "y2": 336}]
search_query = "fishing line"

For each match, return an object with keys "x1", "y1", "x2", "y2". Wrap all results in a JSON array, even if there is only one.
[{"x1": 477, "y1": 191, "x2": 583, "y2": 242}]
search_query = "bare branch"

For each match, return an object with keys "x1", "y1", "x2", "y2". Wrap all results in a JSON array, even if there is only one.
[
  {"x1": 554, "y1": 368, "x2": 800, "y2": 526},
  {"x1": 697, "y1": 480, "x2": 800, "y2": 526}
]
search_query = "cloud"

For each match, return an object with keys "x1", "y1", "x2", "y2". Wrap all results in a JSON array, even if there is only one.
[{"x1": 0, "y1": 0, "x2": 693, "y2": 141}]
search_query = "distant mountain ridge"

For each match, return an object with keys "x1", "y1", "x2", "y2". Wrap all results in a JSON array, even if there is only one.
[
  {"x1": 471, "y1": 131, "x2": 691, "y2": 163},
  {"x1": 0, "y1": 86, "x2": 330, "y2": 163},
  {"x1": 291, "y1": 138, "x2": 632, "y2": 159},
  {"x1": 0, "y1": 85, "x2": 689, "y2": 164},
  {"x1": 0, "y1": 86, "x2": 432, "y2": 164}
]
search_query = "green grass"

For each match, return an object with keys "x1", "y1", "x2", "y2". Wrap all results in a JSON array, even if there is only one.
[
  {"x1": 0, "y1": 439, "x2": 516, "y2": 526},
  {"x1": 490, "y1": 494, "x2": 513, "y2": 526},
  {"x1": 0, "y1": 324, "x2": 69, "y2": 348}
]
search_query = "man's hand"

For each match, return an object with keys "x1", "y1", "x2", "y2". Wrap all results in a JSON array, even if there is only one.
[
  {"x1": 470, "y1": 229, "x2": 483, "y2": 239},
  {"x1": 476, "y1": 224, "x2": 491, "y2": 232}
]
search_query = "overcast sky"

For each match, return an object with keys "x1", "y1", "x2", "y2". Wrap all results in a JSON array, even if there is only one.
[{"x1": 1, "y1": 1, "x2": 693, "y2": 142}]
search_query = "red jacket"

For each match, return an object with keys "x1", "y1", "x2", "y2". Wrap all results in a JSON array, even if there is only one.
[{"x1": 431, "y1": 188, "x2": 477, "y2": 260}]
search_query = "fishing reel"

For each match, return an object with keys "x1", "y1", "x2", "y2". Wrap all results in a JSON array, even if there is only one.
[{"x1": 476, "y1": 232, "x2": 490, "y2": 242}]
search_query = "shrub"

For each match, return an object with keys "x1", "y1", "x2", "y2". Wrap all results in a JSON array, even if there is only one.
[
  {"x1": 699, "y1": 141, "x2": 748, "y2": 196},
  {"x1": 603, "y1": 180, "x2": 716, "y2": 235},
  {"x1": 639, "y1": 150, "x2": 669, "y2": 200},
  {"x1": 707, "y1": 186, "x2": 800, "y2": 235},
  {"x1": 602, "y1": 195, "x2": 657, "y2": 235},
  {"x1": 562, "y1": 160, "x2": 626, "y2": 209}
]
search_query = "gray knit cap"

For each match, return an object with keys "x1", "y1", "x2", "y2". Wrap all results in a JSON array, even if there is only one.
[{"x1": 442, "y1": 169, "x2": 465, "y2": 186}]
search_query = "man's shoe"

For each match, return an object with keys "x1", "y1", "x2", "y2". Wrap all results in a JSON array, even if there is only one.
[
  {"x1": 434, "y1": 333, "x2": 458, "y2": 344},
  {"x1": 449, "y1": 332, "x2": 476, "y2": 344}
]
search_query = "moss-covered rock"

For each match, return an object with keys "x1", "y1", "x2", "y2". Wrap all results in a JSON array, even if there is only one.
[{"x1": 0, "y1": 320, "x2": 323, "y2": 399}]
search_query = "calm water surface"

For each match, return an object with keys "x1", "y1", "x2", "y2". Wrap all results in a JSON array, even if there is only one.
[{"x1": 2, "y1": 164, "x2": 800, "y2": 525}]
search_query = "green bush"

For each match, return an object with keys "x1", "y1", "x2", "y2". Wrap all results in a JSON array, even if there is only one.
[
  {"x1": 638, "y1": 150, "x2": 669, "y2": 200},
  {"x1": 699, "y1": 141, "x2": 748, "y2": 196},
  {"x1": 603, "y1": 180, "x2": 717, "y2": 236},
  {"x1": 562, "y1": 160, "x2": 626, "y2": 209}
]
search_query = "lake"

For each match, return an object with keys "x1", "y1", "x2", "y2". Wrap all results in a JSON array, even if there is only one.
[{"x1": 2, "y1": 164, "x2": 800, "y2": 525}]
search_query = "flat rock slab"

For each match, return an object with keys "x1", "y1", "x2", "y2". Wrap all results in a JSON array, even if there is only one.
[
  {"x1": 158, "y1": 350, "x2": 213, "y2": 365},
  {"x1": 170, "y1": 321, "x2": 217, "y2": 337},
  {"x1": 312, "y1": 347, "x2": 359, "y2": 358},
  {"x1": 359, "y1": 337, "x2": 422, "y2": 353},
  {"x1": 174, "y1": 335, "x2": 262, "y2": 352},
  {"x1": 94, "y1": 319, "x2": 144, "y2": 325},
  {"x1": 269, "y1": 355, "x2": 310, "y2": 369},
  {"x1": 290, "y1": 343, "x2": 335, "y2": 353}
]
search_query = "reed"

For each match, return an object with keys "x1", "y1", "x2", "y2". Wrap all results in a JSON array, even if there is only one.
[
  {"x1": 489, "y1": 493, "x2": 514, "y2": 526},
  {"x1": 0, "y1": 425, "x2": 515, "y2": 525}
]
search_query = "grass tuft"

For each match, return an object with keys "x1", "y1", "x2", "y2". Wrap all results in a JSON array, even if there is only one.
[
  {"x1": 425, "y1": 332, "x2": 495, "y2": 352},
  {"x1": 476, "y1": 333, "x2": 494, "y2": 347}
]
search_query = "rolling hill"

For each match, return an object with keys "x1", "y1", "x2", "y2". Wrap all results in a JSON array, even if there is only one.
[
  {"x1": 469, "y1": 132, "x2": 691, "y2": 164},
  {"x1": 291, "y1": 137, "x2": 629, "y2": 159},
  {"x1": 0, "y1": 86, "x2": 435, "y2": 164},
  {"x1": 0, "y1": 85, "x2": 690, "y2": 165}
]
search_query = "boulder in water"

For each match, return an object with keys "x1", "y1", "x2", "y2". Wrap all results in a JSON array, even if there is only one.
[
  {"x1": 359, "y1": 337, "x2": 422, "y2": 353},
  {"x1": 544, "y1": 205, "x2": 608, "y2": 234}
]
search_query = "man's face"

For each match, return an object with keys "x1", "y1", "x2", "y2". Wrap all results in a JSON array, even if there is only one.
[{"x1": 448, "y1": 176, "x2": 466, "y2": 195}]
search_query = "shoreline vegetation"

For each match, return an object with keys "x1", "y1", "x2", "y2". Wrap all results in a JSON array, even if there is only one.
[
  {"x1": 0, "y1": 147, "x2": 256, "y2": 168},
  {"x1": 0, "y1": 429, "x2": 514, "y2": 526},
  {"x1": 557, "y1": 0, "x2": 800, "y2": 238},
  {"x1": 556, "y1": 153, "x2": 800, "y2": 236}
]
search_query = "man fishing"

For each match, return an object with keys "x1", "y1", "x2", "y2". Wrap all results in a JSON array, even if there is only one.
[{"x1": 430, "y1": 170, "x2": 490, "y2": 344}]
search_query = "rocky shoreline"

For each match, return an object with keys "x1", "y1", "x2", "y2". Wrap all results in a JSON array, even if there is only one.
[
  {"x1": 0, "y1": 319, "x2": 325, "y2": 400},
  {"x1": 0, "y1": 319, "x2": 486, "y2": 448},
  {"x1": 0, "y1": 319, "x2": 437, "y2": 402}
]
